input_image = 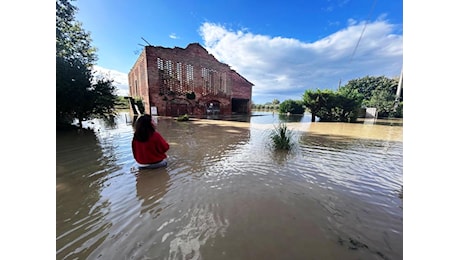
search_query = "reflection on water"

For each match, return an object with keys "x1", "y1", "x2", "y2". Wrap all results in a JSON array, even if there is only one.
[
  {"x1": 136, "y1": 168, "x2": 171, "y2": 216},
  {"x1": 57, "y1": 111, "x2": 403, "y2": 260}
]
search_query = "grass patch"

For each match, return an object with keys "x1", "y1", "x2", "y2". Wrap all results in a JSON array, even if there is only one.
[{"x1": 270, "y1": 123, "x2": 294, "y2": 150}]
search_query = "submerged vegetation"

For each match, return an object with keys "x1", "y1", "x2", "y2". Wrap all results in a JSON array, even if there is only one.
[
  {"x1": 303, "y1": 88, "x2": 363, "y2": 123},
  {"x1": 253, "y1": 75, "x2": 403, "y2": 122},
  {"x1": 176, "y1": 114, "x2": 190, "y2": 121},
  {"x1": 278, "y1": 99, "x2": 305, "y2": 114},
  {"x1": 270, "y1": 123, "x2": 294, "y2": 150}
]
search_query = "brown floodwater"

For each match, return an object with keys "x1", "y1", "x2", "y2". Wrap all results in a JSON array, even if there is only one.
[{"x1": 56, "y1": 111, "x2": 403, "y2": 260}]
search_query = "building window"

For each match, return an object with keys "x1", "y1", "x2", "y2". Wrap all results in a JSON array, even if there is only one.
[
  {"x1": 186, "y1": 64, "x2": 194, "y2": 91},
  {"x1": 176, "y1": 62, "x2": 183, "y2": 93},
  {"x1": 157, "y1": 58, "x2": 164, "y2": 70}
]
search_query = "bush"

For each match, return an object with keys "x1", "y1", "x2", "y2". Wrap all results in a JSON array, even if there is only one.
[
  {"x1": 270, "y1": 123, "x2": 294, "y2": 150},
  {"x1": 279, "y1": 99, "x2": 305, "y2": 114},
  {"x1": 177, "y1": 114, "x2": 189, "y2": 121},
  {"x1": 186, "y1": 91, "x2": 196, "y2": 100},
  {"x1": 391, "y1": 101, "x2": 403, "y2": 118}
]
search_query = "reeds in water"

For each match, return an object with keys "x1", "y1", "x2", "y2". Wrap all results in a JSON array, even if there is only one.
[{"x1": 270, "y1": 123, "x2": 293, "y2": 150}]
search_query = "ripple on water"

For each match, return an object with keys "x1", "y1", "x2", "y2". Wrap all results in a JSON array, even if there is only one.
[{"x1": 57, "y1": 113, "x2": 403, "y2": 260}]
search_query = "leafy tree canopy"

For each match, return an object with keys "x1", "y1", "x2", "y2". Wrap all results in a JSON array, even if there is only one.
[
  {"x1": 56, "y1": 0, "x2": 117, "y2": 129},
  {"x1": 279, "y1": 99, "x2": 305, "y2": 114},
  {"x1": 302, "y1": 88, "x2": 363, "y2": 122},
  {"x1": 340, "y1": 75, "x2": 401, "y2": 117}
]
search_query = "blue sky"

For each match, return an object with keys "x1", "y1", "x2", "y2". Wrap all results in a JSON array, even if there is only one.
[{"x1": 74, "y1": 0, "x2": 403, "y2": 104}]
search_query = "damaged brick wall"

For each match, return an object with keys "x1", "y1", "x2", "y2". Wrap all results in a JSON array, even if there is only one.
[{"x1": 129, "y1": 43, "x2": 253, "y2": 117}]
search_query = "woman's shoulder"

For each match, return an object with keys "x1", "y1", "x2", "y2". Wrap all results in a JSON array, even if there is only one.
[
  {"x1": 152, "y1": 131, "x2": 164, "y2": 136},
  {"x1": 151, "y1": 131, "x2": 168, "y2": 142}
]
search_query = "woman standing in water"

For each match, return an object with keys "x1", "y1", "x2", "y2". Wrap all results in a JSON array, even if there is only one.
[{"x1": 132, "y1": 114, "x2": 170, "y2": 169}]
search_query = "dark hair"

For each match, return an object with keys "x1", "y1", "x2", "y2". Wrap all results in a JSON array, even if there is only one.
[{"x1": 133, "y1": 114, "x2": 155, "y2": 142}]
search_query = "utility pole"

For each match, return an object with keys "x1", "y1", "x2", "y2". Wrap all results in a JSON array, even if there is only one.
[
  {"x1": 395, "y1": 68, "x2": 403, "y2": 100},
  {"x1": 393, "y1": 67, "x2": 403, "y2": 111}
]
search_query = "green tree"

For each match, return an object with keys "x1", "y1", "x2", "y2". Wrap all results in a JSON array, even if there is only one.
[
  {"x1": 56, "y1": 0, "x2": 97, "y2": 66},
  {"x1": 312, "y1": 90, "x2": 337, "y2": 122},
  {"x1": 279, "y1": 99, "x2": 305, "y2": 114},
  {"x1": 56, "y1": 57, "x2": 91, "y2": 126},
  {"x1": 302, "y1": 88, "x2": 362, "y2": 122},
  {"x1": 272, "y1": 98, "x2": 280, "y2": 105},
  {"x1": 56, "y1": 0, "x2": 117, "y2": 128},
  {"x1": 341, "y1": 75, "x2": 401, "y2": 118},
  {"x1": 365, "y1": 89, "x2": 395, "y2": 117},
  {"x1": 393, "y1": 101, "x2": 403, "y2": 118},
  {"x1": 302, "y1": 89, "x2": 338, "y2": 122},
  {"x1": 302, "y1": 89, "x2": 323, "y2": 122},
  {"x1": 335, "y1": 87, "x2": 364, "y2": 122}
]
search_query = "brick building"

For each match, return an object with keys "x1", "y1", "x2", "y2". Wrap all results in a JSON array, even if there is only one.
[{"x1": 128, "y1": 43, "x2": 253, "y2": 117}]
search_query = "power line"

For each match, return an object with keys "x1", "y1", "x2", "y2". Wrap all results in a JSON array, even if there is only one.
[
  {"x1": 349, "y1": 0, "x2": 378, "y2": 63},
  {"x1": 338, "y1": 0, "x2": 378, "y2": 89}
]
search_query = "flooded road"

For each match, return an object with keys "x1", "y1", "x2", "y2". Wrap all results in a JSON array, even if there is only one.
[{"x1": 56, "y1": 111, "x2": 403, "y2": 260}]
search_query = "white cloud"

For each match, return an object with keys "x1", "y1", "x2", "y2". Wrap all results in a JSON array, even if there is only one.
[
  {"x1": 91, "y1": 19, "x2": 402, "y2": 103},
  {"x1": 169, "y1": 33, "x2": 179, "y2": 39},
  {"x1": 199, "y1": 20, "x2": 402, "y2": 104},
  {"x1": 93, "y1": 65, "x2": 129, "y2": 96}
]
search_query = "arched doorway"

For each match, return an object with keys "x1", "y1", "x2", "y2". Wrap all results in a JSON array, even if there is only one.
[
  {"x1": 205, "y1": 100, "x2": 221, "y2": 116},
  {"x1": 166, "y1": 98, "x2": 192, "y2": 116}
]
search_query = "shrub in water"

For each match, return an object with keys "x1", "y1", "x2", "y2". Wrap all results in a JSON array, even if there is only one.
[
  {"x1": 270, "y1": 123, "x2": 293, "y2": 150},
  {"x1": 177, "y1": 114, "x2": 189, "y2": 121}
]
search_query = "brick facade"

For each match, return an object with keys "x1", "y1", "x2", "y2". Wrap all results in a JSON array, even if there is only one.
[{"x1": 128, "y1": 43, "x2": 253, "y2": 117}]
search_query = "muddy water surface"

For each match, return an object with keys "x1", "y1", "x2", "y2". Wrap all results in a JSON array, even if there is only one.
[{"x1": 56, "y1": 111, "x2": 403, "y2": 260}]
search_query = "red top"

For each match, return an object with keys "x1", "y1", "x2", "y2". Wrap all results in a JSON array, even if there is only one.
[{"x1": 132, "y1": 131, "x2": 170, "y2": 164}]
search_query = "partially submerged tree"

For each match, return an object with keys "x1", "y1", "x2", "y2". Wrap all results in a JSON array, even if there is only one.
[
  {"x1": 302, "y1": 88, "x2": 363, "y2": 122},
  {"x1": 278, "y1": 99, "x2": 305, "y2": 114},
  {"x1": 335, "y1": 87, "x2": 364, "y2": 122},
  {"x1": 341, "y1": 75, "x2": 401, "y2": 118},
  {"x1": 56, "y1": 0, "x2": 117, "y2": 129},
  {"x1": 303, "y1": 89, "x2": 326, "y2": 122}
]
